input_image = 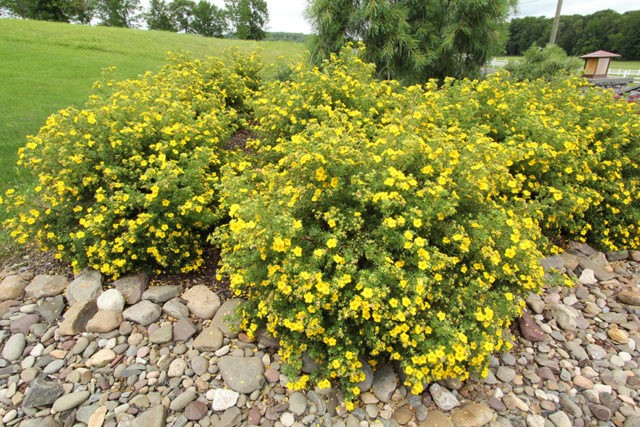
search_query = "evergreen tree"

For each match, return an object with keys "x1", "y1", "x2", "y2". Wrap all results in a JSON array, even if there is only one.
[
  {"x1": 307, "y1": 0, "x2": 515, "y2": 83},
  {"x1": 225, "y1": 0, "x2": 268, "y2": 40}
]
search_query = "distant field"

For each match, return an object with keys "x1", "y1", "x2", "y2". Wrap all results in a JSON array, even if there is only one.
[
  {"x1": 493, "y1": 56, "x2": 640, "y2": 71},
  {"x1": 0, "y1": 19, "x2": 308, "y2": 194}
]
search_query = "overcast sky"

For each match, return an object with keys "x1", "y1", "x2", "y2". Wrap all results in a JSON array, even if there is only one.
[{"x1": 224, "y1": 1, "x2": 638, "y2": 34}]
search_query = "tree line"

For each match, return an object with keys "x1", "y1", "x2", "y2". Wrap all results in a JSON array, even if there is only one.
[
  {"x1": 0, "y1": 0, "x2": 269, "y2": 40},
  {"x1": 507, "y1": 9, "x2": 640, "y2": 60}
]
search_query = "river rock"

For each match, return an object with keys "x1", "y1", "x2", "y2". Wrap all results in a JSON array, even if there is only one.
[
  {"x1": 87, "y1": 348, "x2": 116, "y2": 367},
  {"x1": 218, "y1": 356, "x2": 265, "y2": 393},
  {"x1": 96, "y1": 288, "x2": 125, "y2": 312},
  {"x1": 113, "y1": 273, "x2": 148, "y2": 305},
  {"x1": 122, "y1": 300, "x2": 161, "y2": 325},
  {"x1": 430, "y1": 383, "x2": 460, "y2": 411},
  {"x1": 52, "y1": 390, "x2": 90, "y2": 413},
  {"x1": 579, "y1": 269, "x2": 597, "y2": 285},
  {"x1": 518, "y1": 310, "x2": 546, "y2": 342},
  {"x1": 149, "y1": 323, "x2": 172, "y2": 344},
  {"x1": 0, "y1": 274, "x2": 30, "y2": 301},
  {"x1": 211, "y1": 388, "x2": 239, "y2": 411},
  {"x1": 210, "y1": 298, "x2": 242, "y2": 337},
  {"x1": 129, "y1": 405, "x2": 166, "y2": 427},
  {"x1": 617, "y1": 290, "x2": 640, "y2": 306},
  {"x1": 162, "y1": 298, "x2": 190, "y2": 319},
  {"x1": 548, "y1": 303, "x2": 578, "y2": 331},
  {"x1": 65, "y1": 270, "x2": 102, "y2": 304},
  {"x1": 23, "y1": 377, "x2": 64, "y2": 407},
  {"x1": 142, "y1": 285, "x2": 180, "y2": 303},
  {"x1": 371, "y1": 364, "x2": 397, "y2": 403},
  {"x1": 37, "y1": 295, "x2": 65, "y2": 323},
  {"x1": 57, "y1": 300, "x2": 98, "y2": 336},
  {"x1": 25, "y1": 275, "x2": 68, "y2": 298},
  {"x1": 86, "y1": 310, "x2": 123, "y2": 333},
  {"x1": 173, "y1": 318, "x2": 198, "y2": 342},
  {"x1": 169, "y1": 389, "x2": 196, "y2": 411},
  {"x1": 185, "y1": 400, "x2": 208, "y2": 420},
  {"x1": 193, "y1": 325, "x2": 224, "y2": 351},
  {"x1": 451, "y1": 402, "x2": 494, "y2": 427},
  {"x1": 182, "y1": 285, "x2": 220, "y2": 319}
]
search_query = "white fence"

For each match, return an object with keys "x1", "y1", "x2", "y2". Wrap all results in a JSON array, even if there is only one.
[{"x1": 487, "y1": 60, "x2": 640, "y2": 83}]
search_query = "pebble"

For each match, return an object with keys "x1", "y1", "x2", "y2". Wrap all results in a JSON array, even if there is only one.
[{"x1": 0, "y1": 246, "x2": 636, "y2": 427}]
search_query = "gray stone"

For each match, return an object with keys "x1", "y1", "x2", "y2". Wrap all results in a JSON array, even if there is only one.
[
  {"x1": 129, "y1": 405, "x2": 166, "y2": 427},
  {"x1": 218, "y1": 406, "x2": 242, "y2": 426},
  {"x1": 496, "y1": 366, "x2": 516, "y2": 383},
  {"x1": 617, "y1": 290, "x2": 640, "y2": 306},
  {"x1": 10, "y1": 313, "x2": 40, "y2": 334},
  {"x1": 549, "y1": 411, "x2": 572, "y2": 427},
  {"x1": 430, "y1": 383, "x2": 460, "y2": 411},
  {"x1": 288, "y1": 392, "x2": 306, "y2": 415},
  {"x1": 76, "y1": 403, "x2": 100, "y2": 423},
  {"x1": 193, "y1": 325, "x2": 224, "y2": 351},
  {"x1": 142, "y1": 285, "x2": 180, "y2": 304},
  {"x1": 526, "y1": 414, "x2": 546, "y2": 427},
  {"x1": 358, "y1": 358, "x2": 374, "y2": 392},
  {"x1": 371, "y1": 364, "x2": 397, "y2": 403},
  {"x1": 589, "y1": 404, "x2": 611, "y2": 420},
  {"x1": 539, "y1": 255, "x2": 565, "y2": 273},
  {"x1": 162, "y1": 298, "x2": 190, "y2": 319},
  {"x1": 173, "y1": 318, "x2": 198, "y2": 342},
  {"x1": 87, "y1": 348, "x2": 116, "y2": 367},
  {"x1": 23, "y1": 377, "x2": 64, "y2": 407},
  {"x1": 149, "y1": 323, "x2": 173, "y2": 344},
  {"x1": 565, "y1": 340, "x2": 589, "y2": 362},
  {"x1": 607, "y1": 250, "x2": 629, "y2": 261},
  {"x1": 548, "y1": 303, "x2": 579, "y2": 331},
  {"x1": 190, "y1": 356, "x2": 209, "y2": 376},
  {"x1": 25, "y1": 275, "x2": 68, "y2": 299},
  {"x1": 86, "y1": 310, "x2": 123, "y2": 333},
  {"x1": 169, "y1": 389, "x2": 196, "y2": 411},
  {"x1": 0, "y1": 274, "x2": 30, "y2": 301},
  {"x1": 65, "y1": 270, "x2": 102, "y2": 304},
  {"x1": 579, "y1": 269, "x2": 597, "y2": 285},
  {"x1": 96, "y1": 288, "x2": 125, "y2": 312},
  {"x1": 577, "y1": 257, "x2": 616, "y2": 282},
  {"x1": 57, "y1": 300, "x2": 98, "y2": 336},
  {"x1": 37, "y1": 295, "x2": 65, "y2": 324},
  {"x1": 218, "y1": 356, "x2": 265, "y2": 393},
  {"x1": 1, "y1": 332, "x2": 26, "y2": 361},
  {"x1": 168, "y1": 358, "x2": 187, "y2": 377},
  {"x1": 43, "y1": 359, "x2": 65, "y2": 373},
  {"x1": 51, "y1": 390, "x2": 90, "y2": 412},
  {"x1": 122, "y1": 300, "x2": 161, "y2": 325},
  {"x1": 210, "y1": 298, "x2": 243, "y2": 337},
  {"x1": 586, "y1": 344, "x2": 607, "y2": 360},
  {"x1": 114, "y1": 273, "x2": 148, "y2": 305},
  {"x1": 451, "y1": 402, "x2": 494, "y2": 427},
  {"x1": 183, "y1": 285, "x2": 221, "y2": 319},
  {"x1": 211, "y1": 388, "x2": 239, "y2": 411}
]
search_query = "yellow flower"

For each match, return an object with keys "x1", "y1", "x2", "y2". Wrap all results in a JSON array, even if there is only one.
[{"x1": 326, "y1": 238, "x2": 337, "y2": 248}]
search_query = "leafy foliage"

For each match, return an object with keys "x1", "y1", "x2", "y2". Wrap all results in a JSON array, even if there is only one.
[
  {"x1": 507, "y1": 9, "x2": 640, "y2": 59},
  {"x1": 306, "y1": 0, "x2": 515, "y2": 83},
  {"x1": 145, "y1": 0, "x2": 176, "y2": 32},
  {"x1": 3, "y1": 51, "x2": 263, "y2": 278},
  {"x1": 225, "y1": 0, "x2": 268, "y2": 40},
  {"x1": 95, "y1": 0, "x2": 140, "y2": 27},
  {"x1": 505, "y1": 44, "x2": 582, "y2": 81}
]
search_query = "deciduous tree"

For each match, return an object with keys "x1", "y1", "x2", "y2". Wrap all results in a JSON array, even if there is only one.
[{"x1": 225, "y1": 0, "x2": 268, "y2": 40}]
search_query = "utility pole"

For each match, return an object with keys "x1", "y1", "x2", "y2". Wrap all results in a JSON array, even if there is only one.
[{"x1": 549, "y1": 0, "x2": 563, "y2": 45}]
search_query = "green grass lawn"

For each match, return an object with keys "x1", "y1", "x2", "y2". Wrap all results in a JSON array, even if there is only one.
[
  {"x1": 493, "y1": 56, "x2": 640, "y2": 71},
  {"x1": 0, "y1": 18, "x2": 307, "y2": 194},
  {"x1": 0, "y1": 19, "x2": 307, "y2": 256}
]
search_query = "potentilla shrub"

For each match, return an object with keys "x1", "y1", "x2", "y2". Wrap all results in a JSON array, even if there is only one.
[
  {"x1": 4, "y1": 51, "x2": 262, "y2": 277},
  {"x1": 434, "y1": 73, "x2": 640, "y2": 250},
  {"x1": 214, "y1": 53, "x2": 546, "y2": 405}
]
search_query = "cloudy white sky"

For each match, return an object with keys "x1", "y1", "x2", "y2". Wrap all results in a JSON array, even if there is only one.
[{"x1": 226, "y1": 1, "x2": 637, "y2": 34}]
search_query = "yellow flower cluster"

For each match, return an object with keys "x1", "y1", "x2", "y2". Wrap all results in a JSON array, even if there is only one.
[{"x1": 3, "y1": 51, "x2": 263, "y2": 278}]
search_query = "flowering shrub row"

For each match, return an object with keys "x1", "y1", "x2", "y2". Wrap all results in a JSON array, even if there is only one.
[
  {"x1": 215, "y1": 48, "x2": 639, "y2": 403},
  {"x1": 4, "y1": 46, "x2": 638, "y2": 405},
  {"x1": 4, "y1": 51, "x2": 262, "y2": 277},
  {"x1": 436, "y1": 74, "x2": 640, "y2": 250}
]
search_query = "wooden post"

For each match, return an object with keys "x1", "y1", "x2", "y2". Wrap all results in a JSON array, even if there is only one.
[{"x1": 549, "y1": 0, "x2": 563, "y2": 45}]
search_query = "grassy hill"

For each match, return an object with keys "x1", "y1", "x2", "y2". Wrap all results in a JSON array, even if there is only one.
[{"x1": 0, "y1": 19, "x2": 308, "y2": 194}]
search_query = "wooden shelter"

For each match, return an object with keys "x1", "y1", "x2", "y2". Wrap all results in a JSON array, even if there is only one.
[{"x1": 581, "y1": 50, "x2": 620, "y2": 78}]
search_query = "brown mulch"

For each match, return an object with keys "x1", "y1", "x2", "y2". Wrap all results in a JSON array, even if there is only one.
[{"x1": 0, "y1": 242, "x2": 231, "y2": 300}]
